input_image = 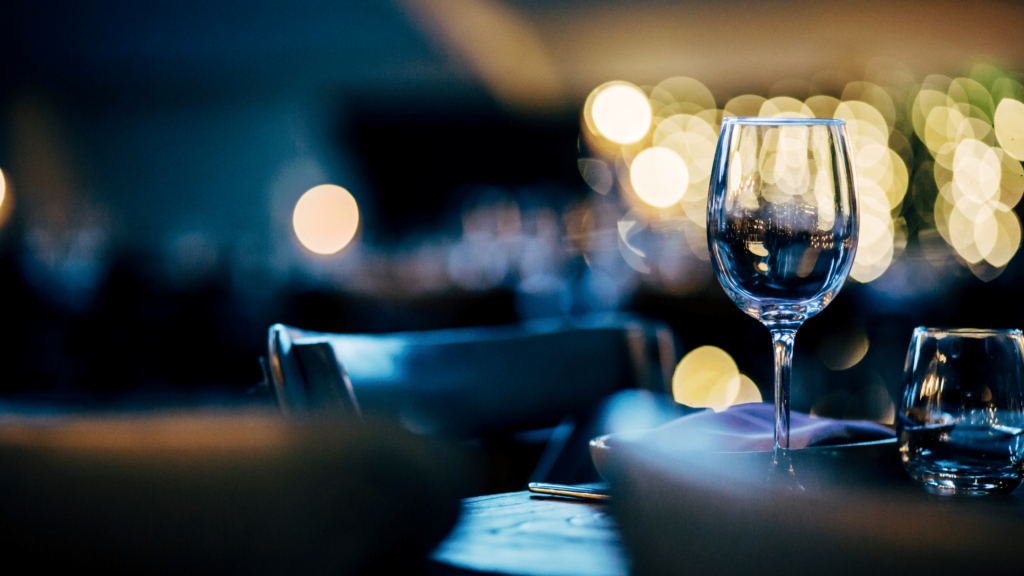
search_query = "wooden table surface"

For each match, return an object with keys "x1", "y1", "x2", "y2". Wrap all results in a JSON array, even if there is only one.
[{"x1": 431, "y1": 489, "x2": 629, "y2": 576}]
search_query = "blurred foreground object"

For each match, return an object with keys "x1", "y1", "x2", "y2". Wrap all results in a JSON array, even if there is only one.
[
  {"x1": 606, "y1": 435, "x2": 1024, "y2": 575},
  {"x1": 0, "y1": 411, "x2": 462, "y2": 575}
]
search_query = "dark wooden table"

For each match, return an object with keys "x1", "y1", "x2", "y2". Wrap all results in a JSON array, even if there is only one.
[{"x1": 431, "y1": 489, "x2": 628, "y2": 576}]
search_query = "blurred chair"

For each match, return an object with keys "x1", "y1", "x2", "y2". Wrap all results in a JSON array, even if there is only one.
[{"x1": 261, "y1": 315, "x2": 677, "y2": 486}]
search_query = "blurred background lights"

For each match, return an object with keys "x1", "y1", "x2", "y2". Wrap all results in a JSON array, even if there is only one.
[
  {"x1": 760, "y1": 97, "x2": 812, "y2": 118},
  {"x1": 995, "y1": 98, "x2": 1024, "y2": 160},
  {"x1": 590, "y1": 83, "x2": 652, "y2": 144},
  {"x1": 0, "y1": 168, "x2": 5, "y2": 209},
  {"x1": 829, "y1": 84, "x2": 910, "y2": 284},
  {"x1": 734, "y1": 375, "x2": 762, "y2": 406},
  {"x1": 816, "y1": 324, "x2": 870, "y2": 371},
  {"x1": 672, "y1": 346, "x2": 761, "y2": 412},
  {"x1": 629, "y1": 147, "x2": 689, "y2": 208},
  {"x1": 649, "y1": 77, "x2": 716, "y2": 120},
  {"x1": 577, "y1": 67, "x2": 1024, "y2": 284},
  {"x1": 292, "y1": 184, "x2": 360, "y2": 255},
  {"x1": 910, "y1": 75, "x2": 1024, "y2": 275},
  {"x1": 725, "y1": 94, "x2": 766, "y2": 118}
]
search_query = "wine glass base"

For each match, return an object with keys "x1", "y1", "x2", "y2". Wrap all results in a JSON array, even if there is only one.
[
  {"x1": 911, "y1": 472, "x2": 1022, "y2": 496},
  {"x1": 766, "y1": 450, "x2": 805, "y2": 492}
]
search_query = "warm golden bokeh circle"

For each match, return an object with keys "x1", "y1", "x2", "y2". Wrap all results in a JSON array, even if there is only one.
[
  {"x1": 629, "y1": 147, "x2": 690, "y2": 208},
  {"x1": 293, "y1": 184, "x2": 360, "y2": 255},
  {"x1": 672, "y1": 346, "x2": 761, "y2": 411},
  {"x1": 590, "y1": 83, "x2": 652, "y2": 145}
]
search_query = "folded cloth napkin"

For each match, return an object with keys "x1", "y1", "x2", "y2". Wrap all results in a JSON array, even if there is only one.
[{"x1": 607, "y1": 402, "x2": 894, "y2": 454}]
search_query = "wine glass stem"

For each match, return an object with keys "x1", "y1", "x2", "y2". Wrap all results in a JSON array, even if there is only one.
[{"x1": 771, "y1": 328, "x2": 797, "y2": 464}]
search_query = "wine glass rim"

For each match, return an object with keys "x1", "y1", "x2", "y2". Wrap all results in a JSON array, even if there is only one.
[
  {"x1": 722, "y1": 117, "x2": 845, "y2": 126},
  {"x1": 913, "y1": 326, "x2": 1023, "y2": 337}
]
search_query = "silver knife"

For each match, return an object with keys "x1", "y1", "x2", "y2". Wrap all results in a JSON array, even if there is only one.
[{"x1": 527, "y1": 482, "x2": 611, "y2": 501}]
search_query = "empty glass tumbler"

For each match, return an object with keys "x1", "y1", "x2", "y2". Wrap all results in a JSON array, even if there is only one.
[{"x1": 898, "y1": 328, "x2": 1024, "y2": 495}]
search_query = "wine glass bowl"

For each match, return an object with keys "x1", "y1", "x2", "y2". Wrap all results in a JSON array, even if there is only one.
[{"x1": 707, "y1": 117, "x2": 858, "y2": 459}]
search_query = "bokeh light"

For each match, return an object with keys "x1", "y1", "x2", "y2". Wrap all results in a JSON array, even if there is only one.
[
  {"x1": 831, "y1": 83, "x2": 911, "y2": 283},
  {"x1": 805, "y1": 95, "x2": 840, "y2": 119},
  {"x1": 672, "y1": 346, "x2": 760, "y2": 412},
  {"x1": 724, "y1": 94, "x2": 766, "y2": 118},
  {"x1": 0, "y1": 168, "x2": 5, "y2": 210},
  {"x1": 816, "y1": 324, "x2": 869, "y2": 371},
  {"x1": 578, "y1": 158, "x2": 614, "y2": 195},
  {"x1": 293, "y1": 184, "x2": 360, "y2": 255},
  {"x1": 913, "y1": 76, "x2": 1024, "y2": 275},
  {"x1": 760, "y1": 96, "x2": 812, "y2": 118},
  {"x1": 650, "y1": 76, "x2": 716, "y2": 120},
  {"x1": 578, "y1": 66, "x2": 1024, "y2": 285},
  {"x1": 629, "y1": 147, "x2": 689, "y2": 208},
  {"x1": 589, "y1": 83, "x2": 652, "y2": 145},
  {"x1": 734, "y1": 375, "x2": 763, "y2": 406},
  {"x1": 995, "y1": 98, "x2": 1024, "y2": 161},
  {"x1": 598, "y1": 77, "x2": 721, "y2": 222}
]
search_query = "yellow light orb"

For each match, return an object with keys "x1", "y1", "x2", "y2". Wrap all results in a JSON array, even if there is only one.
[
  {"x1": 805, "y1": 95, "x2": 841, "y2": 119},
  {"x1": 760, "y1": 97, "x2": 813, "y2": 118},
  {"x1": 672, "y1": 346, "x2": 741, "y2": 412},
  {"x1": 884, "y1": 149, "x2": 910, "y2": 210},
  {"x1": 733, "y1": 374, "x2": 763, "y2": 406},
  {"x1": 850, "y1": 179, "x2": 896, "y2": 283},
  {"x1": 952, "y1": 139, "x2": 1000, "y2": 204},
  {"x1": 292, "y1": 184, "x2": 360, "y2": 255},
  {"x1": 912, "y1": 90, "x2": 953, "y2": 144},
  {"x1": 655, "y1": 125, "x2": 716, "y2": 197},
  {"x1": 948, "y1": 198, "x2": 985, "y2": 263},
  {"x1": 835, "y1": 101, "x2": 890, "y2": 142},
  {"x1": 591, "y1": 83, "x2": 652, "y2": 145},
  {"x1": 841, "y1": 82, "x2": 897, "y2": 133},
  {"x1": 924, "y1": 106, "x2": 963, "y2": 167},
  {"x1": 649, "y1": 76, "x2": 715, "y2": 120},
  {"x1": 629, "y1": 147, "x2": 689, "y2": 208},
  {"x1": 986, "y1": 208, "x2": 1022, "y2": 267},
  {"x1": 973, "y1": 203, "x2": 999, "y2": 258},
  {"x1": 724, "y1": 94, "x2": 767, "y2": 118},
  {"x1": 817, "y1": 325, "x2": 870, "y2": 371},
  {"x1": 994, "y1": 98, "x2": 1024, "y2": 161},
  {"x1": 0, "y1": 168, "x2": 5, "y2": 209},
  {"x1": 995, "y1": 148, "x2": 1024, "y2": 207},
  {"x1": 653, "y1": 114, "x2": 716, "y2": 148}
]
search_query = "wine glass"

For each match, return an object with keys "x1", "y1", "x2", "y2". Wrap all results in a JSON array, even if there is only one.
[{"x1": 707, "y1": 117, "x2": 858, "y2": 464}]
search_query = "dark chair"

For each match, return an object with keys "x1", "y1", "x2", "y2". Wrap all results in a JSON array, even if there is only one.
[{"x1": 260, "y1": 315, "x2": 677, "y2": 486}]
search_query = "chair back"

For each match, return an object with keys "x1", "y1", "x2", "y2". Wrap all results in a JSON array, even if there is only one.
[{"x1": 264, "y1": 316, "x2": 676, "y2": 438}]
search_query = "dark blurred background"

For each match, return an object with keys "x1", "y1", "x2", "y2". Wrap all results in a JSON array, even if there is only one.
[{"x1": 2, "y1": 0, "x2": 1024, "y2": 422}]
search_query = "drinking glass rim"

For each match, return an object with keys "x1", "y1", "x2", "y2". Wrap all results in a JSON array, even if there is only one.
[
  {"x1": 912, "y1": 326, "x2": 1023, "y2": 338},
  {"x1": 721, "y1": 117, "x2": 845, "y2": 126}
]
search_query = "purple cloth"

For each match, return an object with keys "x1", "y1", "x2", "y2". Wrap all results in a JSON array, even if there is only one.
[{"x1": 612, "y1": 402, "x2": 894, "y2": 453}]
